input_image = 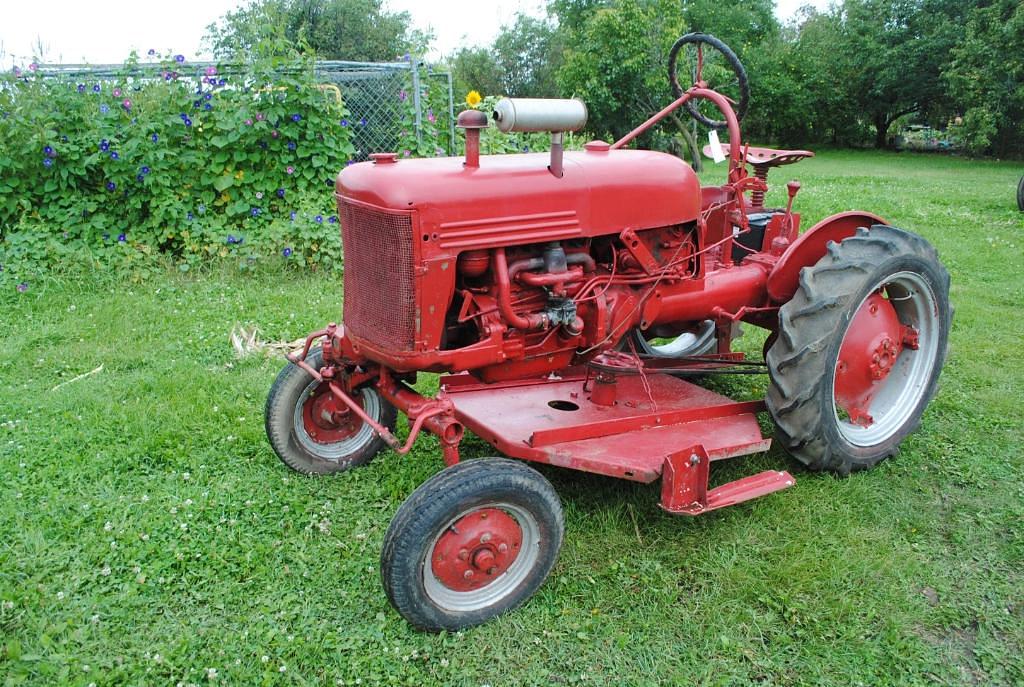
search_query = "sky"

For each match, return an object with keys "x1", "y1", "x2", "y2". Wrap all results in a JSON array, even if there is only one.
[{"x1": 0, "y1": 0, "x2": 829, "y2": 67}]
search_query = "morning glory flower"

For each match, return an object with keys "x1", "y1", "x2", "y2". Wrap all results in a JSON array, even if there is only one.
[
  {"x1": 113, "y1": 88, "x2": 121, "y2": 97},
  {"x1": 110, "y1": 151, "x2": 119, "y2": 160},
  {"x1": 99, "y1": 139, "x2": 110, "y2": 151},
  {"x1": 289, "y1": 211, "x2": 296, "y2": 220},
  {"x1": 340, "y1": 119, "x2": 348, "y2": 127},
  {"x1": 77, "y1": 84, "x2": 86, "y2": 93},
  {"x1": 92, "y1": 84, "x2": 101, "y2": 93},
  {"x1": 290, "y1": 114, "x2": 301, "y2": 122},
  {"x1": 226, "y1": 234, "x2": 236, "y2": 244},
  {"x1": 140, "y1": 166, "x2": 150, "y2": 174},
  {"x1": 251, "y1": 207, "x2": 260, "y2": 216},
  {"x1": 282, "y1": 247, "x2": 292, "y2": 257},
  {"x1": 286, "y1": 166, "x2": 294, "y2": 175},
  {"x1": 151, "y1": 133, "x2": 159, "y2": 143},
  {"x1": 147, "y1": 49, "x2": 156, "y2": 56},
  {"x1": 43, "y1": 158, "x2": 53, "y2": 167},
  {"x1": 328, "y1": 216, "x2": 337, "y2": 224},
  {"x1": 136, "y1": 174, "x2": 145, "y2": 182},
  {"x1": 360, "y1": 117, "x2": 367, "y2": 126},
  {"x1": 117, "y1": 233, "x2": 126, "y2": 242},
  {"x1": 287, "y1": 141, "x2": 296, "y2": 150},
  {"x1": 205, "y1": 66, "x2": 216, "y2": 76},
  {"x1": 106, "y1": 181, "x2": 116, "y2": 191},
  {"x1": 174, "y1": 54, "x2": 185, "y2": 63},
  {"x1": 276, "y1": 188, "x2": 285, "y2": 198},
  {"x1": 187, "y1": 212, "x2": 194, "y2": 221},
  {"x1": 43, "y1": 145, "x2": 54, "y2": 156},
  {"x1": 314, "y1": 215, "x2": 323, "y2": 224},
  {"x1": 16, "y1": 283, "x2": 28, "y2": 293},
  {"x1": 99, "y1": 104, "x2": 109, "y2": 114}
]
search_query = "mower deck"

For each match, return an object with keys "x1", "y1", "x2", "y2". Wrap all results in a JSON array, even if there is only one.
[{"x1": 441, "y1": 371, "x2": 792, "y2": 513}]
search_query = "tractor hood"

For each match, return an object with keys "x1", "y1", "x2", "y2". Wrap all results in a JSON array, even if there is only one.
[{"x1": 336, "y1": 148, "x2": 699, "y2": 251}]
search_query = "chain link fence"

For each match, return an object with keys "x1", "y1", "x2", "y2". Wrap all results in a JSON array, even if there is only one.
[{"x1": 35, "y1": 59, "x2": 456, "y2": 162}]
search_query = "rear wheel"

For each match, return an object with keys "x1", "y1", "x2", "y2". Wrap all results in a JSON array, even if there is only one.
[
  {"x1": 627, "y1": 320, "x2": 717, "y2": 358},
  {"x1": 1017, "y1": 175, "x2": 1023, "y2": 211},
  {"x1": 381, "y1": 459, "x2": 564, "y2": 631},
  {"x1": 265, "y1": 346, "x2": 396, "y2": 475},
  {"x1": 766, "y1": 225, "x2": 951, "y2": 474}
]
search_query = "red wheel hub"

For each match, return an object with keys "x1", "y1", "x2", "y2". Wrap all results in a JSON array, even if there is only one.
[
  {"x1": 835, "y1": 293, "x2": 917, "y2": 427},
  {"x1": 301, "y1": 384, "x2": 364, "y2": 444},
  {"x1": 430, "y1": 508, "x2": 523, "y2": 592}
]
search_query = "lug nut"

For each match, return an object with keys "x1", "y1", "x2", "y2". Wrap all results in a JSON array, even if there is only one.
[
  {"x1": 497, "y1": 543, "x2": 508, "y2": 553},
  {"x1": 487, "y1": 566, "x2": 499, "y2": 575},
  {"x1": 480, "y1": 532, "x2": 492, "y2": 543},
  {"x1": 463, "y1": 570, "x2": 474, "y2": 579},
  {"x1": 458, "y1": 549, "x2": 469, "y2": 561}
]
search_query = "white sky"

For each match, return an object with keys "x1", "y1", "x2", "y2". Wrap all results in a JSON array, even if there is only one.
[{"x1": 0, "y1": 0, "x2": 829, "y2": 66}]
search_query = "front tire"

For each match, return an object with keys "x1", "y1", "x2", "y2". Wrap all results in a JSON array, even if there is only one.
[
  {"x1": 381, "y1": 459, "x2": 564, "y2": 631},
  {"x1": 766, "y1": 225, "x2": 951, "y2": 475},
  {"x1": 264, "y1": 346, "x2": 397, "y2": 475}
]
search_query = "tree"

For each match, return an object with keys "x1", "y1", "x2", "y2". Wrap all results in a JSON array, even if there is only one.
[
  {"x1": 449, "y1": 14, "x2": 564, "y2": 99},
  {"x1": 944, "y1": 0, "x2": 1024, "y2": 155},
  {"x1": 204, "y1": 0, "x2": 430, "y2": 61}
]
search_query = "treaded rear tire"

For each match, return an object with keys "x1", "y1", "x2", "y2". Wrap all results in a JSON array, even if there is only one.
[
  {"x1": 381, "y1": 459, "x2": 564, "y2": 631},
  {"x1": 1017, "y1": 175, "x2": 1023, "y2": 211},
  {"x1": 766, "y1": 225, "x2": 951, "y2": 475}
]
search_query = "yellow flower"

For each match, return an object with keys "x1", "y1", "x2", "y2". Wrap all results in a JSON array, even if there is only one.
[{"x1": 466, "y1": 90, "x2": 482, "y2": 107}]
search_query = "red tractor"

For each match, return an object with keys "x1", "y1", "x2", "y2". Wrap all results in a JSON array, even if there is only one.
[{"x1": 265, "y1": 34, "x2": 951, "y2": 631}]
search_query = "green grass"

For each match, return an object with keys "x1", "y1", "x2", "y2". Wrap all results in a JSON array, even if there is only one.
[{"x1": 1, "y1": 149, "x2": 1022, "y2": 686}]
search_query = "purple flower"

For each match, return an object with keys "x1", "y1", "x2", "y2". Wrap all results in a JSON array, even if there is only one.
[
  {"x1": 197, "y1": 204, "x2": 205, "y2": 213},
  {"x1": 137, "y1": 174, "x2": 145, "y2": 182},
  {"x1": 92, "y1": 84, "x2": 101, "y2": 93},
  {"x1": 204, "y1": 103, "x2": 212, "y2": 111},
  {"x1": 99, "y1": 104, "x2": 110, "y2": 114},
  {"x1": 403, "y1": 149, "x2": 411, "y2": 157},
  {"x1": 99, "y1": 139, "x2": 110, "y2": 151},
  {"x1": 290, "y1": 114, "x2": 301, "y2": 122},
  {"x1": 151, "y1": 133, "x2": 159, "y2": 143},
  {"x1": 328, "y1": 216, "x2": 337, "y2": 224},
  {"x1": 174, "y1": 54, "x2": 185, "y2": 63},
  {"x1": 123, "y1": 99, "x2": 132, "y2": 110},
  {"x1": 250, "y1": 207, "x2": 260, "y2": 216},
  {"x1": 282, "y1": 247, "x2": 292, "y2": 257},
  {"x1": 271, "y1": 130, "x2": 279, "y2": 139},
  {"x1": 43, "y1": 157, "x2": 53, "y2": 167},
  {"x1": 276, "y1": 188, "x2": 285, "y2": 198},
  {"x1": 286, "y1": 166, "x2": 294, "y2": 175},
  {"x1": 287, "y1": 141, "x2": 296, "y2": 151},
  {"x1": 106, "y1": 181, "x2": 116, "y2": 191},
  {"x1": 204, "y1": 93, "x2": 212, "y2": 101},
  {"x1": 187, "y1": 212, "x2": 194, "y2": 221},
  {"x1": 314, "y1": 215, "x2": 323, "y2": 224},
  {"x1": 398, "y1": 90, "x2": 407, "y2": 102},
  {"x1": 227, "y1": 234, "x2": 236, "y2": 244},
  {"x1": 360, "y1": 117, "x2": 367, "y2": 126},
  {"x1": 77, "y1": 83, "x2": 86, "y2": 93},
  {"x1": 147, "y1": 49, "x2": 156, "y2": 56},
  {"x1": 117, "y1": 233, "x2": 126, "y2": 242},
  {"x1": 427, "y1": 110, "x2": 436, "y2": 123},
  {"x1": 113, "y1": 88, "x2": 121, "y2": 97},
  {"x1": 205, "y1": 66, "x2": 216, "y2": 76},
  {"x1": 43, "y1": 145, "x2": 54, "y2": 156},
  {"x1": 110, "y1": 151, "x2": 119, "y2": 160},
  {"x1": 245, "y1": 118, "x2": 253, "y2": 126},
  {"x1": 340, "y1": 119, "x2": 348, "y2": 127},
  {"x1": 289, "y1": 211, "x2": 296, "y2": 221},
  {"x1": 29, "y1": 63, "x2": 38, "y2": 72},
  {"x1": 141, "y1": 166, "x2": 150, "y2": 174},
  {"x1": 16, "y1": 282, "x2": 28, "y2": 293},
  {"x1": 255, "y1": 112, "x2": 264, "y2": 121},
  {"x1": 184, "y1": 118, "x2": 192, "y2": 127}
]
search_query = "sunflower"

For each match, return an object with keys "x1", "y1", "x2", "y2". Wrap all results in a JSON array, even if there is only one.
[{"x1": 465, "y1": 90, "x2": 482, "y2": 107}]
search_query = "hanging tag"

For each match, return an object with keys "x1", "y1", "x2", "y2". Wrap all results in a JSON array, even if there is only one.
[{"x1": 708, "y1": 130, "x2": 726, "y2": 164}]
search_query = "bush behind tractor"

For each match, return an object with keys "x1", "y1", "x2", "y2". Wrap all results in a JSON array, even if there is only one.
[{"x1": 265, "y1": 34, "x2": 951, "y2": 631}]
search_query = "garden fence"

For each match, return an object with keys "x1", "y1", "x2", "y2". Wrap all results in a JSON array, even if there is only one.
[{"x1": 35, "y1": 59, "x2": 456, "y2": 162}]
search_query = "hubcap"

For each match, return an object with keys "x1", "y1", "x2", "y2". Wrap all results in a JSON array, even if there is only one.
[
  {"x1": 832, "y1": 272, "x2": 940, "y2": 446},
  {"x1": 423, "y1": 503, "x2": 540, "y2": 612},
  {"x1": 293, "y1": 380, "x2": 379, "y2": 460}
]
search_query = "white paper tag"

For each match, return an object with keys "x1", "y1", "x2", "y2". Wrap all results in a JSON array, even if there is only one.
[{"x1": 708, "y1": 130, "x2": 726, "y2": 164}]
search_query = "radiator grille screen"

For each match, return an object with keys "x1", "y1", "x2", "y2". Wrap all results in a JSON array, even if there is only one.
[{"x1": 339, "y1": 201, "x2": 416, "y2": 351}]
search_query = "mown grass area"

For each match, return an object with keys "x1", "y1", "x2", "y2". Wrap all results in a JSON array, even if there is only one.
[{"x1": 1, "y1": 149, "x2": 1022, "y2": 686}]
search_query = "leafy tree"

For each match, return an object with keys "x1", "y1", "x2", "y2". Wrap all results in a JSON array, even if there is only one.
[
  {"x1": 944, "y1": 0, "x2": 1024, "y2": 155},
  {"x1": 450, "y1": 14, "x2": 563, "y2": 99},
  {"x1": 205, "y1": 0, "x2": 430, "y2": 61}
]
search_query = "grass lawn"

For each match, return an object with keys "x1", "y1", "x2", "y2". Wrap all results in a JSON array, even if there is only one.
[{"x1": 1, "y1": 149, "x2": 1022, "y2": 686}]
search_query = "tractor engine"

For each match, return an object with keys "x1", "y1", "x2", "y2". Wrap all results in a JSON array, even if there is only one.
[{"x1": 332, "y1": 99, "x2": 771, "y2": 382}]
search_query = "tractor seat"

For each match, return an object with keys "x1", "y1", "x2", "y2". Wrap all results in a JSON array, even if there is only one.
[{"x1": 702, "y1": 144, "x2": 814, "y2": 168}]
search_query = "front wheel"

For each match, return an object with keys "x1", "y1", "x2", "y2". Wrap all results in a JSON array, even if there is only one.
[
  {"x1": 381, "y1": 459, "x2": 564, "y2": 631},
  {"x1": 766, "y1": 225, "x2": 951, "y2": 475},
  {"x1": 264, "y1": 346, "x2": 397, "y2": 475}
]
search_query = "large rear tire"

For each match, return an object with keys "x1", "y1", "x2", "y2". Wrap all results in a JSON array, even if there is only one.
[
  {"x1": 766, "y1": 225, "x2": 951, "y2": 475},
  {"x1": 381, "y1": 459, "x2": 564, "y2": 631}
]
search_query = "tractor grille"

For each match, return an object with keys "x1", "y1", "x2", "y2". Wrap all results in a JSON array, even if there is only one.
[{"x1": 339, "y1": 200, "x2": 416, "y2": 351}]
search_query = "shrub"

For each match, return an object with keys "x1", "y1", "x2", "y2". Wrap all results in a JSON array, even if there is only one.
[{"x1": 0, "y1": 52, "x2": 355, "y2": 283}]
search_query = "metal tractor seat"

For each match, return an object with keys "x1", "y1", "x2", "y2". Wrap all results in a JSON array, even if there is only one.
[{"x1": 703, "y1": 144, "x2": 814, "y2": 208}]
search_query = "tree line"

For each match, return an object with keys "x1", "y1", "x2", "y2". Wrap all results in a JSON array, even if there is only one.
[{"x1": 207, "y1": 0, "x2": 1023, "y2": 157}]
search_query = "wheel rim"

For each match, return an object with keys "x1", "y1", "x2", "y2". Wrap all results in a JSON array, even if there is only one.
[
  {"x1": 832, "y1": 271, "x2": 941, "y2": 446},
  {"x1": 423, "y1": 502, "x2": 540, "y2": 613},
  {"x1": 634, "y1": 320, "x2": 716, "y2": 357},
  {"x1": 292, "y1": 379, "x2": 380, "y2": 460}
]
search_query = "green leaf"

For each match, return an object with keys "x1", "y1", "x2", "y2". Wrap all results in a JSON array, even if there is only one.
[{"x1": 213, "y1": 175, "x2": 234, "y2": 191}]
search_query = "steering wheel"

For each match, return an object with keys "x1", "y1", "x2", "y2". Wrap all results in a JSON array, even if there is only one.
[{"x1": 668, "y1": 33, "x2": 750, "y2": 130}]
